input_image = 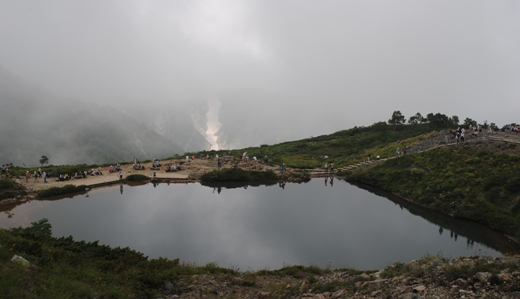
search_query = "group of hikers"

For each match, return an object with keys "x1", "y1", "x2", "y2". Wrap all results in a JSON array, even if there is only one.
[
  {"x1": 23, "y1": 168, "x2": 48, "y2": 183},
  {"x1": 323, "y1": 162, "x2": 335, "y2": 173},
  {"x1": 446, "y1": 125, "x2": 481, "y2": 144}
]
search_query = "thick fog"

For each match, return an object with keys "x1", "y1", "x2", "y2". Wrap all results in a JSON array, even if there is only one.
[{"x1": 1, "y1": 1, "x2": 519, "y2": 149}]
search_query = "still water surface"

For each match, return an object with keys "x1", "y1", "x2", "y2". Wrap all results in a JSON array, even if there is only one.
[{"x1": 1, "y1": 179, "x2": 518, "y2": 270}]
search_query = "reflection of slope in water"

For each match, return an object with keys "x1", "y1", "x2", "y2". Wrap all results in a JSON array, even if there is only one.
[
  {"x1": 348, "y1": 180, "x2": 520, "y2": 255},
  {"x1": 0, "y1": 189, "x2": 88, "y2": 214},
  {"x1": 200, "y1": 181, "x2": 277, "y2": 190}
]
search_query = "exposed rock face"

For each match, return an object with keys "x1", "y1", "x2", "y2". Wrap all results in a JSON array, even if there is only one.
[{"x1": 157, "y1": 255, "x2": 520, "y2": 298}]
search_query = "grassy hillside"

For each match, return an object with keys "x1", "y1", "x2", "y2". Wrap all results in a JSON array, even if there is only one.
[
  {"x1": 190, "y1": 122, "x2": 444, "y2": 169},
  {"x1": 346, "y1": 146, "x2": 520, "y2": 238}
]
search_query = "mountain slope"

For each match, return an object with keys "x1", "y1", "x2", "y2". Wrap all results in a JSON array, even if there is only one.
[{"x1": 0, "y1": 69, "x2": 183, "y2": 166}]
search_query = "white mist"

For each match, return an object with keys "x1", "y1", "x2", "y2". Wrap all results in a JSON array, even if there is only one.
[{"x1": 205, "y1": 97, "x2": 222, "y2": 150}]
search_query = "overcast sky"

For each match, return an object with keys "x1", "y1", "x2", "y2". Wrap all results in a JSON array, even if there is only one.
[{"x1": 1, "y1": 0, "x2": 519, "y2": 137}]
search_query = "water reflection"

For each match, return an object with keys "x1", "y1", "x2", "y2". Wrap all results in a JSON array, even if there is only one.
[
  {"x1": 348, "y1": 181, "x2": 520, "y2": 255},
  {"x1": 0, "y1": 179, "x2": 518, "y2": 271}
]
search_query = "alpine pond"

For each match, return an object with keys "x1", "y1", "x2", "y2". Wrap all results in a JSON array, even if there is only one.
[{"x1": 1, "y1": 179, "x2": 518, "y2": 270}]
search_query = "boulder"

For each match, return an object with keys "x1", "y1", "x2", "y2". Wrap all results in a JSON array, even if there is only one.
[
  {"x1": 498, "y1": 273, "x2": 512, "y2": 281},
  {"x1": 366, "y1": 279, "x2": 388, "y2": 292},
  {"x1": 400, "y1": 292, "x2": 416, "y2": 299},
  {"x1": 10, "y1": 255, "x2": 30, "y2": 267},
  {"x1": 475, "y1": 272, "x2": 492, "y2": 283},
  {"x1": 358, "y1": 273, "x2": 372, "y2": 281}
]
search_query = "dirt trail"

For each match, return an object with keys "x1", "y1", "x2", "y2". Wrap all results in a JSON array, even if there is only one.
[{"x1": 18, "y1": 157, "x2": 281, "y2": 192}]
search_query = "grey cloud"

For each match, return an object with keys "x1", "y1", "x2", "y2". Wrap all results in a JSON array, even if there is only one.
[{"x1": 1, "y1": 1, "x2": 519, "y2": 149}]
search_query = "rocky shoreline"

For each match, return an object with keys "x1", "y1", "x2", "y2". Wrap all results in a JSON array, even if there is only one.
[{"x1": 154, "y1": 254, "x2": 520, "y2": 298}]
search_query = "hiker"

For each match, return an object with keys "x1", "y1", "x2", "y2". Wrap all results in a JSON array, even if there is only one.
[
  {"x1": 217, "y1": 157, "x2": 222, "y2": 170},
  {"x1": 43, "y1": 171, "x2": 47, "y2": 183},
  {"x1": 264, "y1": 155, "x2": 268, "y2": 165},
  {"x1": 324, "y1": 162, "x2": 328, "y2": 173},
  {"x1": 119, "y1": 170, "x2": 123, "y2": 180},
  {"x1": 367, "y1": 152, "x2": 371, "y2": 161},
  {"x1": 24, "y1": 171, "x2": 29, "y2": 182},
  {"x1": 34, "y1": 171, "x2": 39, "y2": 182},
  {"x1": 330, "y1": 162, "x2": 334, "y2": 173}
]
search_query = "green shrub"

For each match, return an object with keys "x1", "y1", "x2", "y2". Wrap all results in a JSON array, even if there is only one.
[
  {"x1": 37, "y1": 185, "x2": 87, "y2": 198},
  {"x1": 410, "y1": 168, "x2": 425, "y2": 176},
  {"x1": 0, "y1": 190, "x2": 27, "y2": 201},
  {"x1": 125, "y1": 174, "x2": 149, "y2": 182},
  {"x1": 0, "y1": 178, "x2": 15, "y2": 189},
  {"x1": 200, "y1": 168, "x2": 278, "y2": 182}
]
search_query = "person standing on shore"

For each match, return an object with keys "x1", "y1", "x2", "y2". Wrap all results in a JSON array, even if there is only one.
[{"x1": 119, "y1": 170, "x2": 123, "y2": 180}]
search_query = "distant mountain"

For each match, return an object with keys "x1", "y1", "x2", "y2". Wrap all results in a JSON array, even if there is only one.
[{"x1": 0, "y1": 69, "x2": 183, "y2": 166}]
